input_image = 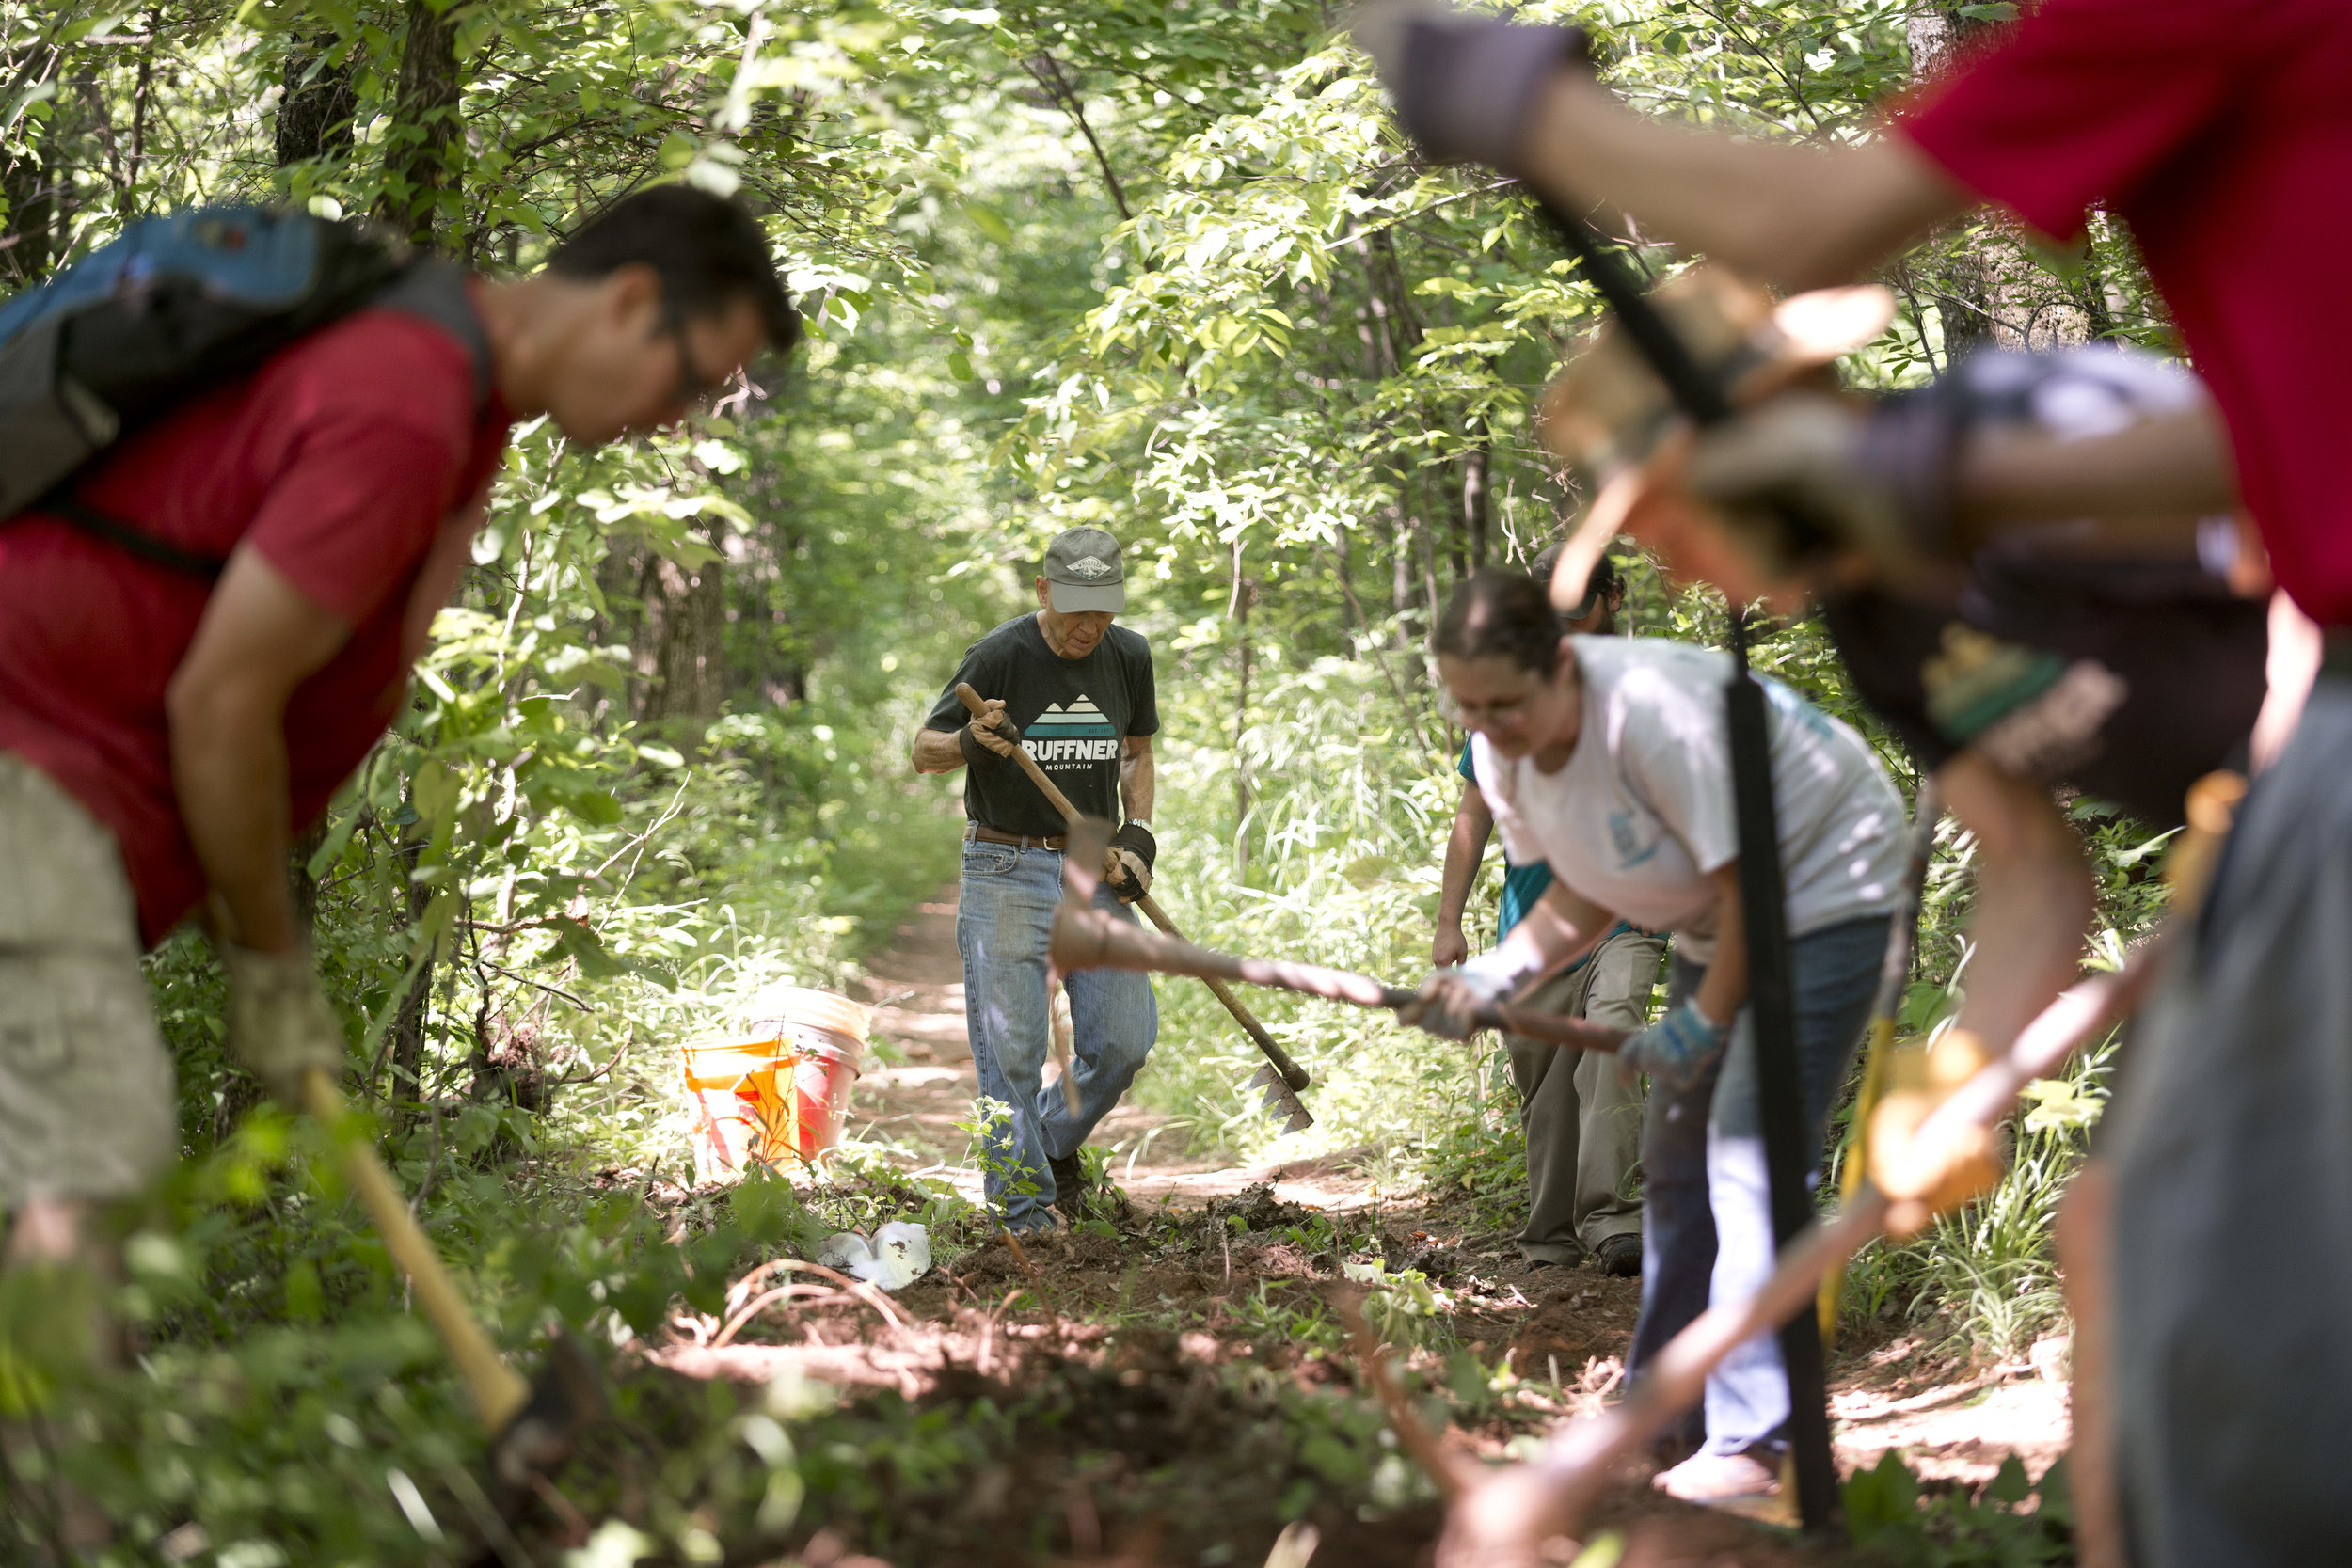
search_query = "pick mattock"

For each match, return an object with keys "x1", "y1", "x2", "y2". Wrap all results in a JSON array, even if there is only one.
[
  {"x1": 1051, "y1": 818, "x2": 1629, "y2": 1056},
  {"x1": 955, "y1": 681, "x2": 1318, "y2": 1131},
  {"x1": 1418, "y1": 947, "x2": 2159, "y2": 1568},
  {"x1": 299, "y1": 1066, "x2": 603, "y2": 1501}
]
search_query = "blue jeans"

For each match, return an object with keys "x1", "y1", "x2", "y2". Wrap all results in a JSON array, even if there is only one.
[
  {"x1": 1626, "y1": 914, "x2": 1889, "y2": 1457},
  {"x1": 956, "y1": 838, "x2": 1158, "y2": 1231}
]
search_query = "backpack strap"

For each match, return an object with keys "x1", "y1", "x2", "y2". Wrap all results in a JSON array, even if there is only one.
[
  {"x1": 373, "y1": 260, "x2": 496, "y2": 415},
  {"x1": 41, "y1": 493, "x2": 229, "y2": 579}
]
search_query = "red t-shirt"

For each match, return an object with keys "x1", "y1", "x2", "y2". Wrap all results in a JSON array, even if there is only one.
[
  {"x1": 0, "y1": 305, "x2": 511, "y2": 944},
  {"x1": 1898, "y1": 0, "x2": 2352, "y2": 626}
]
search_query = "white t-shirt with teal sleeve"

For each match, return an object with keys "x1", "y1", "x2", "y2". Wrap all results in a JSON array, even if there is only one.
[{"x1": 1471, "y1": 638, "x2": 1907, "y2": 963}]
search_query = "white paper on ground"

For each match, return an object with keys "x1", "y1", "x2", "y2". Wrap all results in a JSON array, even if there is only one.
[{"x1": 813, "y1": 1222, "x2": 931, "y2": 1291}]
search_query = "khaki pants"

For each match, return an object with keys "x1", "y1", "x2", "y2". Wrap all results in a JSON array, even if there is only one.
[
  {"x1": 1504, "y1": 926, "x2": 1665, "y2": 1264},
  {"x1": 0, "y1": 753, "x2": 176, "y2": 1206}
]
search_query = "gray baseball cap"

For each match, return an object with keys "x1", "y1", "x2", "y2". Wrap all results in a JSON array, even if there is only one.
[{"x1": 1041, "y1": 526, "x2": 1127, "y2": 613}]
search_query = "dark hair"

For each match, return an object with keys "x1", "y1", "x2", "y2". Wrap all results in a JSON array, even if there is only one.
[
  {"x1": 1436, "y1": 569, "x2": 1565, "y2": 676},
  {"x1": 1528, "y1": 544, "x2": 1621, "y2": 598},
  {"x1": 548, "y1": 185, "x2": 799, "y2": 354}
]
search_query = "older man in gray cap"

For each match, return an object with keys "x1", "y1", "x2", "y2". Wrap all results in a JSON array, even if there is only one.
[{"x1": 913, "y1": 526, "x2": 1161, "y2": 1231}]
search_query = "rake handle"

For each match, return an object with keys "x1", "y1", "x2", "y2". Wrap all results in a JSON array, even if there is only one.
[
  {"x1": 955, "y1": 682, "x2": 1312, "y2": 1090},
  {"x1": 1051, "y1": 900, "x2": 1628, "y2": 1055},
  {"x1": 302, "y1": 1066, "x2": 531, "y2": 1433}
]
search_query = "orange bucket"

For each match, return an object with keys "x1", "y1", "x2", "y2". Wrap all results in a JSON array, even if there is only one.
[
  {"x1": 748, "y1": 987, "x2": 870, "y2": 1161},
  {"x1": 678, "y1": 1036, "x2": 794, "y2": 1182}
]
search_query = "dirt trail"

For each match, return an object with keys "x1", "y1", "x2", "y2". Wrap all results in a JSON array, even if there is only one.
[
  {"x1": 830, "y1": 887, "x2": 2071, "y2": 1510},
  {"x1": 848, "y1": 885, "x2": 1375, "y2": 1211}
]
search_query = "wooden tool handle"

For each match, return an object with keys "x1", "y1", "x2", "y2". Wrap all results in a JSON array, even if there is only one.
[
  {"x1": 1052, "y1": 900, "x2": 1628, "y2": 1054},
  {"x1": 958, "y1": 683, "x2": 1317, "y2": 1089},
  {"x1": 303, "y1": 1066, "x2": 530, "y2": 1433},
  {"x1": 956, "y1": 682, "x2": 1084, "y2": 820},
  {"x1": 1136, "y1": 893, "x2": 1312, "y2": 1090}
]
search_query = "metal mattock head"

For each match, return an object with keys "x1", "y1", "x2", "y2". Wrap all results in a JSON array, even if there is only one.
[{"x1": 1249, "y1": 1063, "x2": 1315, "y2": 1133}]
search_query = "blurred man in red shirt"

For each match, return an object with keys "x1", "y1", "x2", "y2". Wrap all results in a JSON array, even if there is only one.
[
  {"x1": 0, "y1": 186, "x2": 794, "y2": 1296},
  {"x1": 1371, "y1": 1, "x2": 2352, "y2": 1560}
]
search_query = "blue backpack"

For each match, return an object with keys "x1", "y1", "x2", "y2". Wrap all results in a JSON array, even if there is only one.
[{"x1": 0, "y1": 206, "x2": 491, "y2": 578}]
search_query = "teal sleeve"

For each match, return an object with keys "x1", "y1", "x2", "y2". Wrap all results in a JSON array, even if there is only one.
[{"x1": 1456, "y1": 738, "x2": 1476, "y2": 783}]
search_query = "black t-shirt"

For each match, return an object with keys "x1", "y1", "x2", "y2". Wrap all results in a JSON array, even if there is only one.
[
  {"x1": 1825, "y1": 552, "x2": 2265, "y2": 830},
  {"x1": 925, "y1": 613, "x2": 1161, "y2": 838}
]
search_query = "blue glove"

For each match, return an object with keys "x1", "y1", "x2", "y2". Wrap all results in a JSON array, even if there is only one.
[
  {"x1": 1354, "y1": 3, "x2": 1594, "y2": 172},
  {"x1": 1615, "y1": 999, "x2": 1729, "y2": 1092}
]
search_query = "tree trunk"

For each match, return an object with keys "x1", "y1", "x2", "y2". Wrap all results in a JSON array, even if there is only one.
[
  {"x1": 382, "y1": 0, "x2": 462, "y2": 248},
  {"x1": 1461, "y1": 439, "x2": 1490, "y2": 571},
  {"x1": 637, "y1": 546, "x2": 728, "y2": 722},
  {"x1": 277, "y1": 31, "x2": 358, "y2": 167},
  {"x1": 1230, "y1": 539, "x2": 1253, "y2": 871}
]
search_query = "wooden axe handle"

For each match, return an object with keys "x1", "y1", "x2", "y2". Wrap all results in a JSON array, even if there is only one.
[
  {"x1": 955, "y1": 682, "x2": 1315, "y2": 1089},
  {"x1": 302, "y1": 1066, "x2": 530, "y2": 1433}
]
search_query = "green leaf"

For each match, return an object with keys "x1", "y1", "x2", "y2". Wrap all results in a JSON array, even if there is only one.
[
  {"x1": 1841, "y1": 1450, "x2": 1919, "y2": 1542},
  {"x1": 964, "y1": 203, "x2": 1014, "y2": 244}
]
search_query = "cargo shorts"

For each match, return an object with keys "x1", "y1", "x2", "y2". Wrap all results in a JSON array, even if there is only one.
[{"x1": 0, "y1": 752, "x2": 178, "y2": 1206}]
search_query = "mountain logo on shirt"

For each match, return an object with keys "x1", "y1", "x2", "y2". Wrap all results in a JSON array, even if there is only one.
[{"x1": 1025, "y1": 694, "x2": 1120, "y2": 765}]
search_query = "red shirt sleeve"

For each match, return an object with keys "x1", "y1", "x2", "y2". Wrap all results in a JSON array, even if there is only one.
[
  {"x1": 1897, "y1": 0, "x2": 2259, "y2": 241},
  {"x1": 238, "y1": 317, "x2": 483, "y2": 626}
]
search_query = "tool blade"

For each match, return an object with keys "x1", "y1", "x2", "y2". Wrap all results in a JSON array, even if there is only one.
[{"x1": 1248, "y1": 1063, "x2": 1314, "y2": 1132}]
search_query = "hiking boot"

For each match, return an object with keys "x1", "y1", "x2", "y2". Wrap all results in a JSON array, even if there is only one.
[
  {"x1": 1653, "y1": 1449, "x2": 1781, "y2": 1505},
  {"x1": 1047, "y1": 1150, "x2": 1089, "y2": 1220},
  {"x1": 1594, "y1": 1233, "x2": 1643, "y2": 1277}
]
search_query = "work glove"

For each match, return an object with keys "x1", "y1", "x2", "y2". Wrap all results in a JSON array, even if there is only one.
[
  {"x1": 1679, "y1": 385, "x2": 1964, "y2": 586},
  {"x1": 956, "y1": 710, "x2": 1024, "y2": 769},
  {"x1": 1400, "y1": 947, "x2": 1528, "y2": 1040},
  {"x1": 1868, "y1": 1029, "x2": 2005, "y2": 1238},
  {"x1": 1104, "y1": 821, "x2": 1156, "y2": 903},
  {"x1": 220, "y1": 941, "x2": 347, "y2": 1101},
  {"x1": 1613, "y1": 997, "x2": 1728, "y2": 1093},
  {"x1": 1353, "y1": 2, "x2": 1593, "y2": 173}
]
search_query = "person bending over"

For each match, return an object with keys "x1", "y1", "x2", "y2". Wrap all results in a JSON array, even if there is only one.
[
  {"x1": 1435, "y1": 547, "x2": 1660, "y2": 1278},
  {"x1": 0, "y1": 186, "x2": 796, "y2": 1310},
  {"x1": 912, "y1": 527, "x2": 1162, "y2": 1232},
  {"x1": 1364, "y1": 8, "x2": 2343, "y2": 1553},
  {"x1": 1410, "y1": 571, "x2": 1907, "y2": 1506}
]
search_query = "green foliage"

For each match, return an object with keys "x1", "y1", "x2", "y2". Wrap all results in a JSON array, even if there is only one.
[{"x1": 1844, "y1": 1450, "x2": 2076, "y2": 1566}]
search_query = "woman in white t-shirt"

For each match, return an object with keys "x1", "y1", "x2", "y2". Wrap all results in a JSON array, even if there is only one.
[{"x1": 1411, "y1": 569, "x2": 1907, "y2": 1506}]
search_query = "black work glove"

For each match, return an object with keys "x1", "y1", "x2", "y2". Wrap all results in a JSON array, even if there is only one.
[
  {"x1": 1354, "y1": 3, "x2": 1594, "y2": 173},
  {"x1": 1105, "y1": 821, "x2": 1157, "y2": 903},
  {"x1": 956, "y1": 713, "x2": 1023, "y2": 769}
]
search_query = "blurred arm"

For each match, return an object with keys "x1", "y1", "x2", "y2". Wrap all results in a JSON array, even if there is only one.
[
  {"x1": 1935, "y1": 752, "x2": 2092, "y2": 1047},
  {"x1": 167, "y1": 547, "x2": 353, "y2": 955},
  {"x1": 1120, "y1": 733, "x2": 1155, "y2": 822},
  {"x1": 1519, "y1": 72, "x2": 1974, "y2": 293},
  {"x1": 1436, "y1": 782, "x2": 1494, "y2": 966}
]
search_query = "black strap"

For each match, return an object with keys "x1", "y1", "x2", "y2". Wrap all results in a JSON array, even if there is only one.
[{"x1": 40, "y1": 493, "x2": 228, "y2": 579}]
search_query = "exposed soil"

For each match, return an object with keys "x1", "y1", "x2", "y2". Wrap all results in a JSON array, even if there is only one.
[{"x1": 632, "y1": 889, "x2": 2073, "y2": 1565}]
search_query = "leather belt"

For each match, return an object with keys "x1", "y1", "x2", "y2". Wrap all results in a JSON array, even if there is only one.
[{"x1": 967, "y1": 823, "x2": 1067, "y2": 850}]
